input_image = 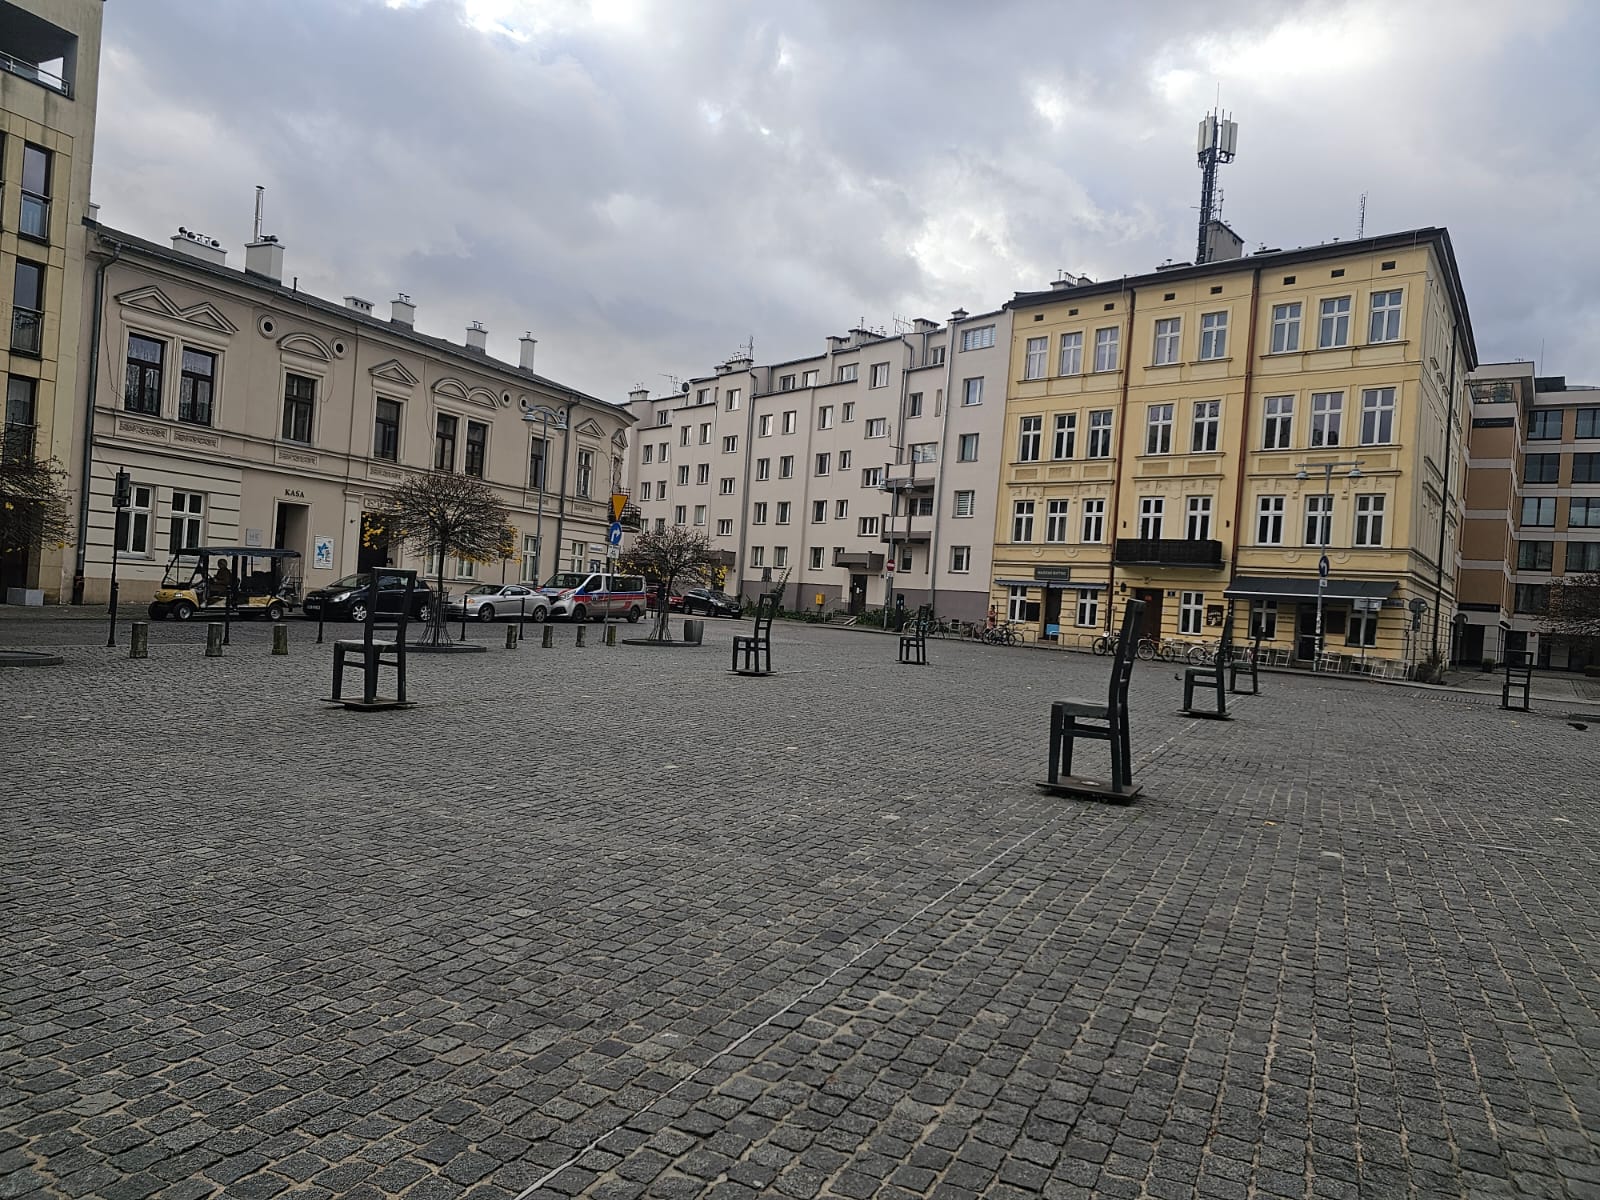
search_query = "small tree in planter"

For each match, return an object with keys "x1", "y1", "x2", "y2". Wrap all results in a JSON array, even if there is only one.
[
  {"x1": 366, "y1": 471, "x2": 515, "y2": 646},
  {"x1": 618, "y1": 526, "x2": 724, "y2": 643}
]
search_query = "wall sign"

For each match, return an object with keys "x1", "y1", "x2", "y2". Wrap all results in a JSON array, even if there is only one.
[
  {"x1": 313, "y1": 536, "x2": 334, "y2": 570},
  {"x1": 284, "y1": 488, "x2": 307, "y2": 498}
]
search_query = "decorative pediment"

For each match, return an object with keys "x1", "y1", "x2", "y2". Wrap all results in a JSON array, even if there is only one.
[
  {"x1": 573, "y1": 417, "x2": 605, "y2": 438},
  {"x1": 278, "y1": 331, "x2": 334, "y2": 362},
  {"x1": 369, "y1": 358, "x2": 420, "y2": 388},
  {"x1": 115, "y1": 285, "x2": 240, "y2": 335},
  {"x1": 431, "y1": 377, "x2": 500, "y2": 410},
  {"x1": 611, "y1": 428, "x2": 629, "y2": 450}
]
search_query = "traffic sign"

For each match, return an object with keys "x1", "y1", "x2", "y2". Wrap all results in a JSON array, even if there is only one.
[
  {"x1": 610, "y1": 493, "x2": 628, "y2": 523},
  {"x1": 607, "y1": 521, "x2": 623, "y2": 546},
  {"x1": 1318, "y1": 554, "x2": 1330, "y2": 578},
  {"x1": 606, "y1": 545, "x2": 620, "y2": 560}
]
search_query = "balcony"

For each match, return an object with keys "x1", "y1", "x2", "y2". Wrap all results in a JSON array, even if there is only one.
[
  {"x1": 880, "y1": 521, "x2": 930, "y2": 544},
  {"x1": 1, "y1": 421, "x2": 36, "y2": 463},
  {"x1": 1113, "y1": 537, "x2": 1224, "y2": 568},
  {"x1": 0, "y1": 5, "x2": 78, "y2": 98}
]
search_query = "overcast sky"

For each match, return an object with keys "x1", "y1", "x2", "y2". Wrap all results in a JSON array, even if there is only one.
[{"x1": 94, "y1": 0, "x2": 1598, "y2": 403}]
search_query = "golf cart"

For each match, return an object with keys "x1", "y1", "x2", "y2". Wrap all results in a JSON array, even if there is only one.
[{"x1": 147, "y1": 546, "x2": 301, "y2": 621}]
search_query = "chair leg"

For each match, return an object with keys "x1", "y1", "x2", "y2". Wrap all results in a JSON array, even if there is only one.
[
  {"x1": 332, "y1": 647, "x2": 346, "y2": 700},
  {"x1": 1108, "y1": 715, "x2": 1124, "y2": 793},
  {"x1": 1117, "y1": 705, "x2": 1132, "y2": 782},
  {"x1": 1048, "y1": 710, "x2": 1062, "y2": 785},
  {"x1": 1062, "y1": 716, "x2": 1076, "y2": 778},
  {"x1": 364, "y1": 653, "x2": 378, "y2": 705},
  {"x1": 395, "y1": 654, "x2": 407, "y2": 704}
]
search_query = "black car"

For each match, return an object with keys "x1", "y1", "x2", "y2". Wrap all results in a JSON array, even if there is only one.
[
  {"x1": 301, "y1": 572, "x2": 434, "y2": 623},
  {"x1": 681, "y1": 587, "x2": 741, "y2": 618}
]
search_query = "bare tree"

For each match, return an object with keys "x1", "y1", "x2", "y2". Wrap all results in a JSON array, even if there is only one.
[
  {"x1": 366, "y1": 471, "x2": 514, "y2": 644},
  {"x1": 1548, "y1": 572, "x2": 1600, "y2": 660},
  {"x1": 618, "y1": 526, "x2": 725, "y2": 642},
  {"x1": 0, "y1": 451, "x2": 73, "y2": 568}
]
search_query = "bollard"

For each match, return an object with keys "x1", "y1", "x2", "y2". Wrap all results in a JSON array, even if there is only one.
[
  {"x1": 272, "y1": 624, "x2": 289, "y2": 655},
  {"x1": 541, "y1": 625, "x2": 554, "y2": 649},
  {"x1": 129, "y1": 620, "x2": 149, "y2": 659},
  {"x1": 604, "y1": 624, "x2": 617, "y2": 647},
  {"x1": 205, "y1": 622, "x2": 224, "y2": 658},
  {"x1": 682, "y1": 619, "x2": 704, "y2": 646},
  {"x1": 575, "y1": 625, "x2": 587, "y2": 648},
  {"x1": 505, "y1": 625, "x2": 519, "y2": 649}
]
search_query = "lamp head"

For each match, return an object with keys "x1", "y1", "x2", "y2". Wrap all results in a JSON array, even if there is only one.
[
  {"x1": 1295, "y1": 469, "x2": 1308, "y2": 481},
  {"x1": 1347, "y1": 466, "x2": 1362, "y2": 479}
]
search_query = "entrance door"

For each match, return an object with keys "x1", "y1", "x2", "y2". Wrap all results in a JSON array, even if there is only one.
[
  {"x1": 358, "y1": 512, "x2": 390, "y2": 573},
  {"x1": 1133, "y1": 589, "x2": 1162, "y2": 642},
  {"x1": 848, "y1": 573, "x2": 867, "y2": 615},
  {"x1": 274, "y1": 503, "x2": 309, "y2": 558},
  {"x1": 1297, "y1": 606, "x2": 1319, "y2": 660},
  {"x1": 1041, "y1": 588, "x2": 1062, "y2": 641}
]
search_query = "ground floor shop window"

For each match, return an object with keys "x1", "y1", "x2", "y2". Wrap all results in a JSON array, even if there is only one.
[
  {"x1": 169, "y1": 491, "x2": 204, "y2": 551},
  {"x1": 1250, "y1": 599, "x2": 1278, "y2": 639},
  {"x1": 115, "y1": 484, "x2": 153, "y2": 555},
  {"x1": 1075, "y1": 589, "x2": 1099, "y2": 627},
  {"x1": 1346, "y1": 607, "x2": 1378, "y2": 647},
  {"x1": 1006, "y1": 585, "x2": 1033, "y2": 623},
  {"x1": 1178, "y1": 590, "x2": 1204, "y2": 635}
]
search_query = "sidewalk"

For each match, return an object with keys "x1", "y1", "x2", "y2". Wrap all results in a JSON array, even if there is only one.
[{"x1": 0, "y1": 603, "x2": 104, "y2": 620}]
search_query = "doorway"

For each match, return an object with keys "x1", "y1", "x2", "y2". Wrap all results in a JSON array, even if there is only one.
[
  {"x1": 1133, "y1": 589, "x2": 1162, "y2": 642},
  {"x1": 1041, "y1": 588, "x2": 1062, "y2": 641},
  {"x1": 848, "y1": 574, "x2": 867, "y2": 615},
  {"x1": 274, "y1": 503, "x2": 309, "y2": 558}
]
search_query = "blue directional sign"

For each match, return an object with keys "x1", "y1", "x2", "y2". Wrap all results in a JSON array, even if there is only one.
[
  {"x1": 607, "y1": 521, "x2": 624, "y2": 546},
  {"x1": 1318, "y1": 554, "x2": 1330, "y2": 579}
]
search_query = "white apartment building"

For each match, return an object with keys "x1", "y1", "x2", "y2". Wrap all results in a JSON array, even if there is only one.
[{"x1": 627, "y1": 310, "x2": 1012, "y2": 621}]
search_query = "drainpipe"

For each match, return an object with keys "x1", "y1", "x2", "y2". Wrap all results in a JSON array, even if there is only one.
[
  {"x1": 74, "y1": 236, "x2": 122, "y2": 604},
  {"x1": 553, "y1": 400, "x2": 575, "y2": 571},
  {"x1": 1432, "y1": 325, "x2": 1460, "y2": 659},
  {"x1": 1227, "y1": 266, "x2": 1264, "y2": 640},
  {"x1": 1104, "y1": 282, "x2": 1136, "y2": 629}
]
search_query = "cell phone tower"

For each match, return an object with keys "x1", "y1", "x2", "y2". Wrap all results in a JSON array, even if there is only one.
[{"x1": 1195, "y1": 109, "x2": 1239, "y2": 264}]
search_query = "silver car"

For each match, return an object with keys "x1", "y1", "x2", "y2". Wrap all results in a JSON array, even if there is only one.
[{"x1": 446, "y1": 583, "x2": 550, "y2": 623}]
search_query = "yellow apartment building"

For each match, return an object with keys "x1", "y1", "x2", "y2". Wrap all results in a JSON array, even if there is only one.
[{"x1": 992, "y1": 226, "x2": 1477, "y2": 670}]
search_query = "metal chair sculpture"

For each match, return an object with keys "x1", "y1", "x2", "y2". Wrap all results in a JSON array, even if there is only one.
[
  {"x1": 731, "y1": 592, "x2": 778, "y2": 676},
  {"x1": 331, "y1": 569, "x2": 416, "y2": 709},
  {"x1": 1040, "y1": 600, "x2": 1143, "y2": 801},
  {"x1": 898, "y1": 605, "x2": 930, "y2": 666},
  {"x1": 1501, "y1": 652, "x2": 1533, "y2": 712},
  {"x1": 1229, "y1": 634, "x2": 1262, "y2": 695},
  {"x1": 1181, "y1": 625, "x2": 1233, "y2": 720}
]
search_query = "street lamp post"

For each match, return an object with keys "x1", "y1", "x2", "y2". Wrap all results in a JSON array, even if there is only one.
[
  {"x1": 521, "y1": 403, "x2": 568, "y2": 638},
  {"x1": 106, "y1": 469, "x2": 130, "y2": 647},
  {"x1": 1295, "y1": 459, "x2": 1363, "y2": 658}
]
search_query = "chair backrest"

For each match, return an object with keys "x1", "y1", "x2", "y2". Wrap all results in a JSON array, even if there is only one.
[
  {"x1": 1108, "y1": 599, "x2": 1144, "y2": 706},
  {"x1": 753, "y1": 591, "x2": 779, "y2": 635},
  {"x1": 368, "y1": 568, "x2": 417, "y2": 642}
]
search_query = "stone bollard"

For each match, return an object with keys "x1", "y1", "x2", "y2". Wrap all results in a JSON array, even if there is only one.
[
  {"x1": 541, "y1": 625, "x2": 554, "y2": 649},
  {"x1": 604, "y1": 624, "x2": 617, "y2": 647},
  {"x1": 272, "y1": 624, "x2": 289, "y2": 655},
  {"x1": 205, "y1": 622, "x2": 224, "y2": 657},
  {"x1": 575, "y1": 625, "x2": 587, "y2": 648},
  {"x1": 129, "y1": 621, "x2": 149, "y2": 659},
  {"x1": 505, "y1": 625, "x2": 519, "y2": 649},
  {"x1": 683, "y1": 619, "x2": 704, "y2": 646}
]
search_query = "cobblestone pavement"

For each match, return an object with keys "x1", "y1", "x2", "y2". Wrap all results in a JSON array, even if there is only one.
[{"x1": 3, "y1": 620, "x2": 1597, "y2": 1199}]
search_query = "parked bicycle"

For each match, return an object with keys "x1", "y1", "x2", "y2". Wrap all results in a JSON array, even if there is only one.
[
  {"x1": 984, "y1": 623, "x2": 1022, "y2": 646},
  {"x1": 1136, "y1": 636, "x2": 1199, "y2": 662}
]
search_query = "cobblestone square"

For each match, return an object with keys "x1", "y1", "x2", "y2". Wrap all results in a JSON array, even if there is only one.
[{"x1": 3, "y1": 619, "x2": 1597, "y2": 1198}]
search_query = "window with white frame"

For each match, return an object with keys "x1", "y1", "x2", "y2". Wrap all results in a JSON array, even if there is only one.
[
  {"x1": 693, "y1": 505, "x2": 706, "y2": 526},
  {"x1": 957, "y1": 433, "x2": 980, "y2": 462},
  {"x1": 960, "y1": 324, "x2": 996, "y2": 351},
  {"x1": 1270, "y1": 302, "x2": 1301, "y2": 353},
  {"x1": 838, "y1": 449, "x2": 853, "y2": 470},
  {"x1": 1354, "y1": 494, "x2": 1385, "y2": 546},
  {"x1": 869, "y1": 363, "x2": 889, "y2": 389},
  {"x1": 1263, "y1": 395, "x2": 1293, "y2": 449},
  {"x1": 1369, "y1": 290, "x2": 1402, "y2": 343},
  {"x1": 1347, "y1": 607, "x2": 1378, "y2": 648},
  {"x1": 1053, "y1": 413, "x2": 1076, "y2": 459},
  {"x1": 696, "y1": 463, "x2": 710, "y2": 485},
  {"x1": 1137, "y1": 496, "x2": 1163, "y2": 539},
  {"x1": 783, "y1": 411, "x2": 797, "y2": 434},
  {"x1": 1153, "y1": 318, "x2": 1180, "y2": 366},
  {"x1": 521, "y1": 535, "x2": 539, "y2": 582},
  {"x1": 1007, "y1": 585, "x2": 1030, "y2": 622},
  {"x1": 841, "y1": 401, "x2": 855, "y2": 422},
  {"x1": 835, "y1": 499, "x2": 848, "y2": 519},
  {"x1": 809, "y1": 546, "x2": 824, "y2": 569},
  {"x1": 1045, "y1": 499, "x2": 1070, "y2": 542},
  {"x1": 1192, "y1": 401, "x2": 1219, "y2": 452},
  {"x1": 752, "y1": 501, "x2": 768, "y2": 524},
  {"x1": 1310, "y1": 391, "x2": 1343, "y2": 447},
  {"x1": 1075, "y1": 589, "x2": 1099, "y2": 627},
  {"x1": 863, "y1": 466, "x2": 884, "y2": 488},
  {"x1": 674, "y1": 505, "x2": 686, "y2": 526},
  {"x1": 905, "y1": 393, "x2": 921, "y2": 418},
  {"x1": 1024, "y1": 336, "x2": 1048, "y2": 379},
  {"x1": 1305, "y1": 494, "x2": 1332, "y2": 546},
  {"x1": 1257, "y1": 495, "x2": 1285, "y2": 545},
  {"x1": 1012, "y1": 500, "x2": 1035, "y2": 542},
  {"x1": 929, "y1": 346, "x2": 946, "y2": 366},
  {"x1": 456, "y1": 556, "x2": 476, "y2": 580},
  {"x1": 1186, "y1": 495, "x2": 1212, "y2": 541},
  {"x1": 640, "y1": 482, "x2": 651, "y2": 500},
  {"x1": 169, "y1": 491, "x2": 204, "y2": 550},
  {"x1": 774, "y1": 546, "x2": 788, "y2": 568},
  {"x1": 1081, "y1": 498, "x2": 1105, "y2": 543},
  {"x1": 1199, "y1": 311, "x2": 1228, "y2": 359},
  {"x1": 780, "y1": 455, "x2": 794, "y2": 478},
  {"x1": 866, "y1": 417, "x2": 887, "y2": 438},
  {"x1": 962, "y1": 377, "x2": 983, "y2": 406},
  {"x1": 1146, "y1": 404, "x2": 1173, "y2": 455},
  {"x1": 812, "y1": 499, "x2": 827, "y2": 523},
  {"x1": 642, "y1": 444, "x2": 653, "y2": 465},
  {"x1": 751, "y1": 545, "x2": 765, "y2": 566},
  {"x1": 722, "y1": 435, "x2": 738, "y2": 453},
  {"x1": 953, "y1": 489, "x2": 975, "y2": 517},
  {"x1": 759, "y1": 414, "x2": 773, "y2": 437},
  {"x1": 699, "y1": 423, "x2": 711, "y2": 444},
  {"x1": 1093, "y1": 327, "x2": 1120, "y2": 373},
  {"x1": 1318, "y1": 296, "x2": 1351, "y2": 348},
  {"x1": 720, "y1": 477, "x2": 735, "y2": 496},
  {"x1": 802, "y1": 369, "x2": 819, "y2": 387},
  {"x1": 726, "y1": 388, "x2": 741, "y2": 411},
  {"x1": 859, "y1": 516, "x2": 879, "y2": 536},
  {"x1": 837, "y1": 363, "x2": 858, "y2": 383},
  {"x1": 778, "y1": 374, "x2": 795, "y2": 391},
  {"x1": 1250, "y1": 599, "x2": 1278, "y2": 639},
  {"x1": 818, "y1": 405, "x2": 833, "y2": 430},
  {"x1": 950, "y1": 545, "x2": 971, "y2": 573},
  {"x1": 756, "y1": 457, "x2": 770, "y2": 481},
  {"x1": 656, "y1": 410, "x2": 670, "y2": 425},
  {"x1": 776, "y1": 501, "x2": 791, "y2": 524},
  {"x1": 1087, "y1": 410, "x2": 1113, "y2": 458},
  {"x1": 1179, "y1": 590, "x2": 1204, "y2": 635},
  {"x1": 815, "y1": 452, "x2": 830, "y2": 476},
  {"x1": 1018, "y1": 415, "x2": 1042, "y2": 461},
  {"x1": 910, "y1": 442, "x2": 936, "y2": 463},
  {"x1": 1360, "y1": 387, "x2": 1395, "y2": 445}
]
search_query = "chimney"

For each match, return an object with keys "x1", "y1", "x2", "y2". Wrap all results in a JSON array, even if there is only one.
[
  {"x1": 950, "y1": 308, "x2": 968, "y2": 322},
  {"x1": 519, "y1": 331, "x2": 537, "y2": 370},
  {"x1": 466, "y1": 321, "x2": 488, "y2": 353},
  {"x1": 87, "y1": 201, "x2": 100, "y2": 224},
  {"x1": 172, "y1": 227, "x2": 226, "y2": 266},
  {"x1": 390, "y1": 294, "x2": 415, "y2": 326},
  {"x1": 1203, "y1": 219, "x2": 1244, "y2": 263},
  {"x1": 628, "y1": 387, "x2": 650, "y2": 405},
  {"x1": 344, "y1": 296, "x2": 374, "y2": 315},
  {"x1": 912, "y1": 318, "x2": 938, "y2": 333},
  {"x1": 1049, "y1": 278, "x2": 1073, "y2": 290},
  {"x1": 245, "y1": 236, "x2": 283, "y2": 282}
]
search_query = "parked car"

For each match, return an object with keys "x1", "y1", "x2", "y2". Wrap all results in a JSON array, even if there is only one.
[
  {"x1": 681, "y1": 587, "x2": 742, "y2": 618},
  {"x1": 664, "y1": 589, "x2": 687, "y2": 613},
  {"x1": 539, "y1": 572, "x2": 650, "y2": 622},
  {"x1": 301, "y1": 572, "x2": 434, "y2": 623},
  {"x1": 446, "y1": 583, "x2": 550, "y2": 623}
]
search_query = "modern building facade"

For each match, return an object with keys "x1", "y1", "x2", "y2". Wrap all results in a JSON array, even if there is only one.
[
  {"x1": 0, "y1": 0, "x2": 101, "y2": 600},
  {"x1": 1461, "y1": 362, "x2": 1598, "y2": 669},
  {"x1": 993, "y1": 226, "x2": 1477, "y2": 668},
  {"x1": 74, "y1": 219, "x2": 632, "y2": 608},
  {"x1": 627, "y1": 310, "x2": 1013, "y2": 622}
]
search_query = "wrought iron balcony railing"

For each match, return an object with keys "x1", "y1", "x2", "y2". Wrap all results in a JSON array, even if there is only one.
[{"x1": 1113, "y1": 537, "x2": 1224, "y2": 568}]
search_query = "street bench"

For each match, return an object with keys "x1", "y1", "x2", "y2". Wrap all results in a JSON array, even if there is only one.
[
  {"x1": 331, "y1": 569, "x2": 416, "y2": 709},
  {"x1": 1501, "y1": 652, "x2": 1533, "y2": 712},
  {"x1": 898, "y1": 605, "x2": 929, "y2": 666},
  {"x1": 1039, "y1": 599, "x2": 1143, "y2": 801},
  {"x1": 731, "y1": 592, "x2": 777, "y2": 676}
]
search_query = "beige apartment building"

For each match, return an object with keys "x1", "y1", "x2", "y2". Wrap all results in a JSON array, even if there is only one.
[
  {"x1": 1460, "y1": 363, "x2": 1598, "y2": 669},
  {"x1": 0, "y1": 0, "x2": 100, "y2": 601},
  {"x1": 74, "y1": 219, "x2": 631, "y2": 607},
  {"x1": 627, "y1": 311, "x2": 1012, "y2": 622}
]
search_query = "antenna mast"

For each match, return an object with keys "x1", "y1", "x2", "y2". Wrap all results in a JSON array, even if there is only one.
[
  {"x1": 1194, "y1": 108, "x2": 1238, "y2": 264},
  {"x1": 1357, "y1": 192, "x2": 1367, "y2": 239},
  {"x1": 253, "y1": 185, "x2": 265, "y2": 242}
]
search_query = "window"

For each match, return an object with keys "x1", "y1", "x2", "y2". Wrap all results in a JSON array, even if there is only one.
[
  {"x1": 1007, "y1": 586, "x2": 1030, "y2": 622},
  {"x1": 837, "y1": 363, "x2": 858, "y2": 383},
  {"x1": 1573, "y1": 454, "x2": 1600, "y2": 483},
  {"x1": 19, "y1": 144, "x2": 50, "y2": 241},
  {"x1": 866, "y1": 417, "x2": 888, "y2": 439},
  {"x1": 842, "y1": 401, "x2": 855, "y2": 422},
  {"x1": 951, "y1": 545, "x2": 971, "y2": 573},
  {"x1": 1152, "y1": 318, "x2": 1180, "y2": 366},
  {"x1": 1572, "y1": 498, "x2": 1600, "y2": 528},
  {"x1": 818, "y1": 405, "x2": 833, "y2": 430},
  {"x1": 677, "y1": 465, "x2": 690, "y2": 486},
  {"x1": 577, "y1": 449, "x2": 594, "y2": 498},
  {"x1": 1137, "y1": 496, "x2": 1163, "y2": 539},
  {"x1": 783, "y1": 411, "x2": 798, "y2": 434},
  {"x1": 1263, "y1": 395, "x2": 1293, "y2": 449},
  {"x1": 1524, "y1": 454, "x2": 1560, "y2": 484},
  {"x1": 759, "y1": 414, "x2": 773, "y2": 437},
  {"x1": 756, "y1": 457, "x2": 770, "y2": 481},
  {"x1": 779, "y1": 455, "x2": 794, "y2": 479},
  {"x1": 1318, "y1": 297, "x2": 1351, "y2": 348},
  {"x1": 1018, "y1": 416, "x2": 1042, "y2": 461},
  {"x1": 1576, "y1": 409, "x2": 1599, "y2": 439},
  {"x1": 1360, "y1": 387, "x2": 1396, "y2": 445},
  {"x1": 1081, "y1": 498, "x2": 1105, "y2": 543},
  {"x1": 464, "y1": 421, "x2": 488, "y2": 478},
  {"x1": 641, "y1": 482, "x2": 651, "y2": 500},
  {"x1": 1310, "y1": 392, "x2": 1343, "y2": 447},
  {"x1": 699, "y1": 422, "x2": 711, "y2": 445},
  {"x1": 953, "y1": 490, "x2": 975, "y2": 517},
  {"x1": 863, "y1": 466, "x2": 884, "y2": 488},
  {"x1": 659, "y1": 442, "x2": 668, "y2": 461},
  {"x1": 1046, "y1": 499, "x2": 1070, "y2": 543},
  {"x1": 1305, "y1": 495, "x2": 1333, "y2": 546},
  {"x1": 1179, "y1": 591, "x2": 1204, "y2": 635},
  {"x1": 656, "y1": 410, "x2": 670, "y2": 426},
  {"x1": 1075, "y1": 590, "x2": 1099, "y2": 628},
  {"x1": 815, "y1": 452, "x2": 830, "y2": 476},
  {"x1": 835, "y1": 499, "x2": 848, "y2": 519},
  {"x1": 1257, "y1": 495, "x2": 1285, "y2": 545},
  {"x1": 870, "y1": 363, "x2": 890, "y2": 389},
  {"x1": 812, "y1": 499, "x2": 827, "y2": 523},
  {"x1": 910, "y1": 442, "x2": 936, "y2": 463},
  {"x1": 124, "y1": 334, "x2": 164, "y2": 415},
  {"x1": 282, "y1": 373, "x2": 316, "y2": 444},
  {"x1": 519, "y1": 535, "x2": 539, "y2": 582},
  {"x1": 529, "y1": 438, "x2": 548, "y2": 489},
  {"x1": 1058, "y1": 331, "x2": 1084, "y2": 376},
  {"x1": 1354, "y1": 494, "x2": 1385, "y2": 546},
  {"x1": 928, "y1": 346, "x2": 946, "y2": 367},
  {"x1": 1250, "y1": 599, "x2": 1278, "y2": 639},
  {"x1": 693, "y1": 505, "x2": 706, "y2": 526},
  {"x1": 169, "y1": 491, "x2": 204, "y2": 551},
  {"x1": 722, "y1": 435, "x2": 738, "y2": 453},
  {"x1": 779, "y1": 374, "x2": 795, "y2": 392},
  {"x1": 696, "y1": 388, "x2": 709, "y2": 405},
  {"x1": 642, "y1": 445, "x2": 653, "y2": 465},
  {"x1": 1198, "y1": 312, "x2": 1228, "y2": 360},
  {"x1": 1012, "y1": 501, "x2": 1035, "y2": 542},
  {"x1": 4, "y1": 376, "x2": 36, "y2": 461},
  {"x1": 809, "y1": 546, "x2": 824, "y2": 569},
  {"x1": 372, "y1": 399, "x2": 401, "y2": 461},
  {"x1": 960, "y1": 325, "x2": 996, "y2": 351},
  {"x1": 957, "y1": 433, "x2": 979, "y2": 462},
  {"x1": 456, "y1": 557, "x2": 476, "y2": 581},
  {"x1": 1567, "y1": 541, "x2": 1600, "y2": 572},
  {"x1": 680, "y1": 425, "x2": 691, "y2": 446},
  {"x1": 720, "y1": 477, "x2": 736, "y2": 496},
  {"x1": 1517, "y1": 541, "x2": 1553, "y2": 571},
  {"x1": 1145, "y1": 404, "x2": 1173, "y2": 455},
  {"x1": 726, "y1": 388, "x2": 741, "y2": 411},
  {"x1": 838, "y1": 450, "x2": 853, "y2": 470},
  {"x1": 752, "y1": 502, "x2": 768, "y2": 525},
  {"x1": 1191, "y1": 401, "x2": 1219, "y2": 453},
  {"x1": 1528, "y1": 410, "x2": 1563, "y2": 440},
  {"x1": 1093, "y1": 327, "x2": 1120, "y2": 372},
  {"x1": 776, "y1": 501, "x2": 791, "y2": 524},
  {"x1": 750, "y1": 545, "x2": 764, "y2": 565},
  {"x1": 1514, "y1": 584, "x2": 1550, "y2": 615},
  {"x1": 1522, "y1": 496, "x2": 1556, "y2": 527},
  {"x1": 11, "y1": 259, "x2": 44, "y2": 355},
  {"x1": 905, "y1": 393, "x2": 921, "y2": 418},
  {"x1": 859, "y1": 516, "x2": 879, "y2": 536},
  {"x1": 802, "y1": 370, "x2": 819, "y2": 387},
  {"x1": 1347, "y1": 608, "x2": 1378, "y2": 648},
  {"x1": 177, "y1": 349, "x2": 216, "y2": 425},
  {"x1": 696, "y1": 463, "x2": 710, "y2": 486},
  {"x1": 1024, "y1": 337, "x2": 1048, "y2": 379},
  {"x1": 1270, "y1": 303, "x2": 1301, "y2": 354},
  {"x1": 1053, "y1": 413, "x2": 1077, "y2": 459},
  {"x1": 1368, "y1": 290, "x2": 1402, "y2": 343},
  {"x1": 962, "y1": 377, "x2": 983, "y2": 406},
  {"x1": 115, "y1": 483, "x2": 152, "y2": 554},
  {"x1": 1186, "y1": 496, "x2": 1212, "y2": 541},
  {"x1": 1087, "y1": 410, "x2": 1112, "y2": 458}
]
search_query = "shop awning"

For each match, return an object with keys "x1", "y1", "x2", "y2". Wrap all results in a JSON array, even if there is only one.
[
  {"x1": 1224, "y1": 576, "x2": 1397, "y2": 602},
  {"x1": 994, "y1": 577, "x2": 1102, "y2": 591}
]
